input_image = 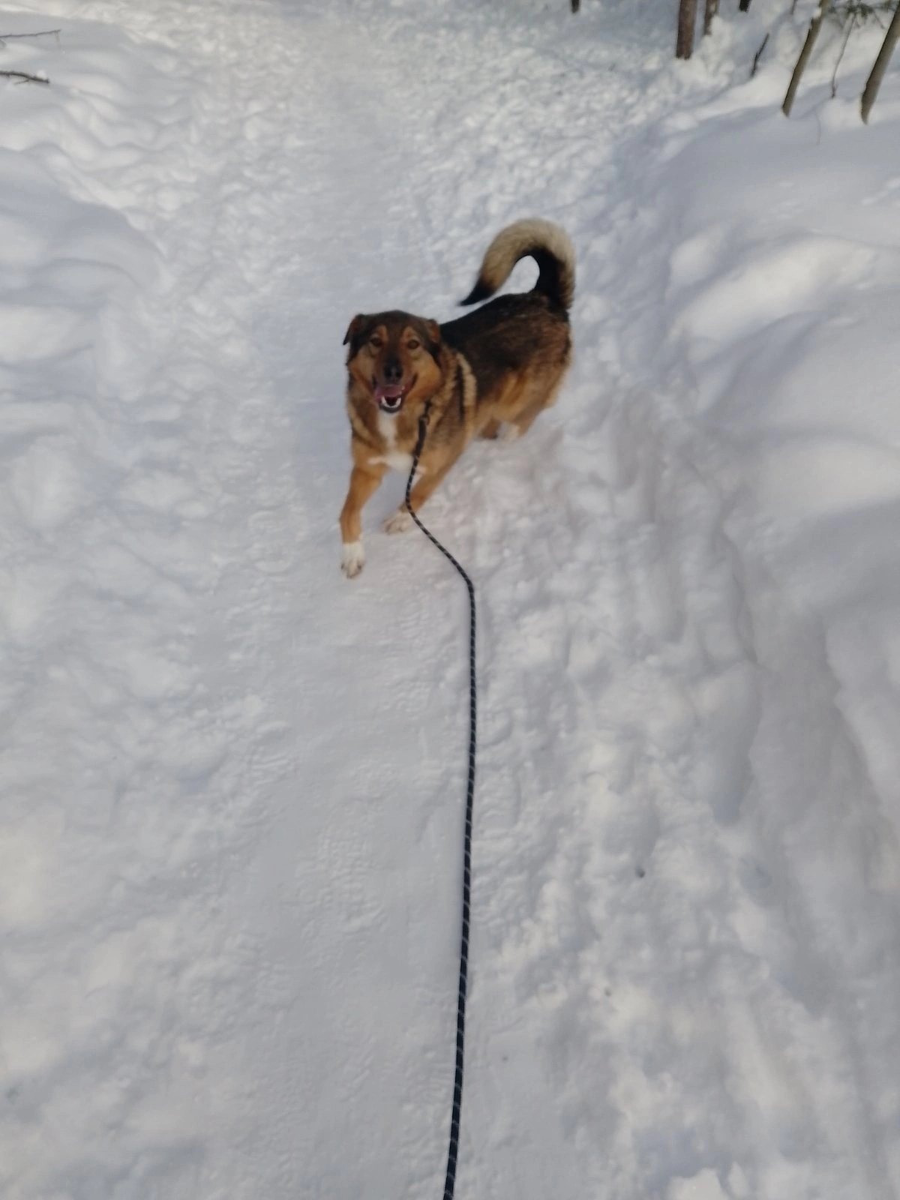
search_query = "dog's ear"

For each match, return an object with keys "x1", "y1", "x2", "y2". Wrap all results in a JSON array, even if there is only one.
[
  {"x1": 343, "y1": 314, "x2": 365, "y2": 347},
  {"x1": 425, "y1": 319, "x2": 442, "y2": 360}
]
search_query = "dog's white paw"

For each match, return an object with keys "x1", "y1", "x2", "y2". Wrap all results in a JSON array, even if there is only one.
[
  {"x1": 383, "y1": 508, "x2": 413, "y2": 535},
  {"x1": 341, "y1": 540, "x2": 365, "y2": 578},
  {"x1": 499, "y1": 422, "x2": 521, "y2": 443}
]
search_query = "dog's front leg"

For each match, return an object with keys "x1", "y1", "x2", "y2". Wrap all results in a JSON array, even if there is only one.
[
  {"x1": 383, "y1": 459, "x2": 455, "y2": 534},
  {"x1": 340, "y1": 463, "x2": 386, "y2": 577}
]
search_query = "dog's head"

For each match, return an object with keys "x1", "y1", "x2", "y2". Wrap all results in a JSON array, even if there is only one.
[{"x1": 343, "y1": 310, "x2": 442, "y2": 414}]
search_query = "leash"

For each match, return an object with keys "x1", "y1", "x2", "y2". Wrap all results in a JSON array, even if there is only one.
[{"x1": 406, "y1": 401, "x2": 477, "y2": 1200}]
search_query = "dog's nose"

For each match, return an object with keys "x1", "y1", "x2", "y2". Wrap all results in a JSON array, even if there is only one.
[{"x1": 383, "y1": 358, "x2": 403, "y2": 384}]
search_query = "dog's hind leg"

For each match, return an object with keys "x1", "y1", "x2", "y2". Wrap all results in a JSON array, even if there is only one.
[{"x1": 509, "y1": 374, "x2": 567, "y2": 438}]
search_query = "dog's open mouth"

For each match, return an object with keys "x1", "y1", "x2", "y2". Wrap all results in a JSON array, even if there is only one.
[{"x1": 373, "y1": 377, "x2": 415, "y2": 413}]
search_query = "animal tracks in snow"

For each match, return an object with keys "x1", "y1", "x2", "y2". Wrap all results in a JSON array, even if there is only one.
[{"x1": 4, "y1": 3, "x2": 900, "y2": 1200}]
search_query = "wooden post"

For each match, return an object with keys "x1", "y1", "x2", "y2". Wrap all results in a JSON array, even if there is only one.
[
  {"x1": 677, "y1": 0, "x2": 698, "y2": 58},
  {"x1": 783, "y1": 0, "x2": 833, "y2": 116},
  {"x1": 861, "y1": 0, "x2": 900, "y2": 122}
]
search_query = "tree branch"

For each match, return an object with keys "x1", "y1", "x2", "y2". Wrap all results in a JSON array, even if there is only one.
[
  {"x1": 831, "y1": 12, "x2": 856, "y2": 95},
  {"x1": 0, "y1": 69, "x2": 49, "y2": 85},
  {"x1": 751, "y1": 32, "x2": 770, "y2": 76}
]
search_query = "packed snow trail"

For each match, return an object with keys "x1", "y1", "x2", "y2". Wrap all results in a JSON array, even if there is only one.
[{"x1": 3, "y1": 2, "x2": 900, "y2": 1199}]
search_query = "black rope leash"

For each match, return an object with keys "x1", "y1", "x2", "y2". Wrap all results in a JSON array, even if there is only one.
[{"x1": 405, "y1": 401, "x2": 476, "y2": 1200}]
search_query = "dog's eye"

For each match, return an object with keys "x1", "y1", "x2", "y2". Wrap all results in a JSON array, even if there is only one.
[
  {"x1": 407, "y1": 339, "x2": 420, "y2": 350},
  {"x1": 369, "y1": 336, "x2": 383, "y2": 350}
]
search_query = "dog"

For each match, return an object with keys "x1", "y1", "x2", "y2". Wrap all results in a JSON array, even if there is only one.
[{"x1": 339, "y1": 218, "x2": 574, "y2": 577}]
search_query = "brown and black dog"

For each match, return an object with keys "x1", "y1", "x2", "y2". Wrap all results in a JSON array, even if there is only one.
[{"x1": 339, "y1": 218, "x2": 574, "y2": 577}]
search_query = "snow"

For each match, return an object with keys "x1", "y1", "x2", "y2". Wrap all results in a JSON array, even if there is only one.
[{"x1": 1, "y1": 0, "x2": 900, "y2": 1198}]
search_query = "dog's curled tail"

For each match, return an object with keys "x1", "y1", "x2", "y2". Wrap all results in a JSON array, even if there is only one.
[{"x1": 460, "y1": 218, "x2": 575, "y2": 311}]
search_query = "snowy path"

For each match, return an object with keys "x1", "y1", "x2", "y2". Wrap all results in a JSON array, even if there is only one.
[{"x1": 3, "y1": 2, "x2": 900, "y2": 1199}]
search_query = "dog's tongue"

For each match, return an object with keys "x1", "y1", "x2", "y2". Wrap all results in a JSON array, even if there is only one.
[{"x1": 374, "y1": 383, "x2": 404, "y2": 404}]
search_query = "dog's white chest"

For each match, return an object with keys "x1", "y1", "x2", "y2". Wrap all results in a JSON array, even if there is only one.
[
  {"x1": 372, "y1": 411, "x2": 415, "y2": 474},
  {"x1": 382, "y1": 451, "x2": 414, "y2": 472}
]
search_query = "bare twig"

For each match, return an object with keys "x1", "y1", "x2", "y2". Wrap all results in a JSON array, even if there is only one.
[
  {"x1": 831, "y1": 11, "x2": 857, "y2": 95},
  {"x1": 751, "y1": 31, "x2": 770, "y2": 76},
  {"x1": 832, "y1": 2, "x2": 894, "y2": 24},
  {"x1": 0, "y1": 69, "x2": 49, "y2": 84},
  {"x1": 861, "y1": 0, "x2": 900, "y2": 121},
  {"x1": 0, "y1": 28, "x2": 60, "y2": 42},
  {"x1": 783, "y1": 0, "x2": 833, "y2": 115},
  {"x1": 704, "y1": 0, "x2": 719, "y2": 35}
]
